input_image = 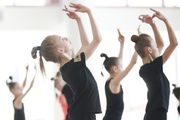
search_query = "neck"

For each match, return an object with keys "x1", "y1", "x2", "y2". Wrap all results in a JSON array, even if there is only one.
[
  {"x1": 109, "y1": 72, "x2": 119, "y2": 80},
  {"x1": 59, "y1": 53, "x2": 72, "y2": 67},
  {"x1": 142, "y1": 55, "x2": 153, "y2": 64}
]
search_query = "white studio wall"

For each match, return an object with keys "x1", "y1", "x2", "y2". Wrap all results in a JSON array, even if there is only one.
[{"x1": 0, "y1": 5, "x2": 179, "y2": 120}]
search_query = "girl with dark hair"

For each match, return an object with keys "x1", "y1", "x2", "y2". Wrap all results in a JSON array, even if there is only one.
[
  {"x1": 101, "y1": 29, "x2": 138, "y2": 120},
  {"x1": 6, "y1": 64, "x2": 37, "y2": 120},
  {"x1": 131, "y1": 8, "x2": 178, "y2": 120}
]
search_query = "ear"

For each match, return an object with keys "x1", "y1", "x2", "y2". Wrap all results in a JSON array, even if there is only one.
[
  {"x1": 111, "y1": 66, "x2": 118, "y2": 73},
  {"x1": 145, "y1": 46, "x2": 152, "y2": 54},
  {"x1": 56, "y1": 48, "x2": 64, "y2": 54}
]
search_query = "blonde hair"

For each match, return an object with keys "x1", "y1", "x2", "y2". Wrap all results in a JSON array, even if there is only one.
[{"x1": 31, "y1": 35, "x2": 60, "y2": 75}]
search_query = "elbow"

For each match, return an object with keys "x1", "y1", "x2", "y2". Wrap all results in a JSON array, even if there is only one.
[
  {"x1": 159, "y1": 44, "x2": 165, "y2": 50},
  {"x1": 175, "y1": 41, "x2": 178, "y2": 47},
  {"x1": 133, "y1": 60, "x2": 137, "y2": 64},
  {"x1": 93, "y1": 38, "x2": 102, "y2": 43},
  {"x1": 172, "y1": 41, "x2": 178, "y2": 47},
  {"x1": 98, "y1": 36, "x2": 103, "y2": 43},
  {"x1": 94, "y1": 35, "x2": 103, "y2": 43}
]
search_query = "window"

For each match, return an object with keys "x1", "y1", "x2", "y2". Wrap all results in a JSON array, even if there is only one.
[
  {"x1": 164, "y1": 0, "x2": 180, "y2": 7},
  {"x1": 93, "y1": 0, "x2": 180, "y2": 7},
  {"x1": 0, "y1": 0, "x2": 62, "y2": 6},
  {"x1": 93, "y1": 0, "x2": 126, "y2": 7},
  {"x1": 127, "y1": 0, "x2": 162, "y2": 7}
]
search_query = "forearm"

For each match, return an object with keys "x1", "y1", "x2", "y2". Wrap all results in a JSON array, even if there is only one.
[
  {"x1": 130, "y1": 52, "x2": 138, "y2": 65},
  {"x1": 150, "y1": 22, "x2": 164, "y2": 51},
  {"x1": 164, "y1": 19, "x2": 178, "y2": 46},
  {"x1": 87, "y1": 10, "x2": 102, "y2": 42},
  {"x1": 118, "y1": 43, "x2": 124, "y2": 59},
  {"x1": 76, "y1": 18, "x2": 90, "y2": 46},
  {"x1": 22, "y1": 71, "x2": 28, "y2": 88}
]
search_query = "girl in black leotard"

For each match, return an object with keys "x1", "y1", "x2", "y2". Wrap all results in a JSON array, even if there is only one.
[
  {"x1": 101, "y1": 29, "x2": 138, "y2": 120},
  {"x1": 6, "y1": 64, "x2": 37, "y2": 120},
  {"x1": 131, "y1": 9, "x2": 178, "y2": 120},
  {"x1": 31, "y1": 3, "x2": 102, "y2": 120}
]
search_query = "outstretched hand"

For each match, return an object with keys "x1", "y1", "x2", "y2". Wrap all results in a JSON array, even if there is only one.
[
  {"x1": 69, "y1": 2, "x2": 90, "y2": 13},
  {"x1": 150, "y1": 8, "x2": 166, "y2": 21},
  {"x1": 137, "y1": 24, "x2": 141, "y2": 35},
  {"x1": 62, "y1": 5, "x2": 80, "y2": 20},
  {"x1": 117, "y1": 29, "x2": 125, "y2": 44},
  {"x1": 26, "y1": 65, "x2": 29, "y2": 71},
  {"x1": 139, "y1": 14, "x2": 154, "y2": 25}
]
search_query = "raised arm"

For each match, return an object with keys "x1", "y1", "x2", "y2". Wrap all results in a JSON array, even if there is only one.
[
  {"x1": 22, "y1": 65, "x2": 29, "y2": 90},
  {"x1": 151, "y1": 8, "x2": 178, "y2": 64},
  {"x1": 14, "y1": 64, "x2": 37, "y2": 104},
  {"x1": 137, "y1": 24, "x2": 142, "y2": 35},
  {"x1": 62, "y1": 6, "x2": 90, "y2": 57},
  {"x1": 111, "y1": 51, "x2": 138, "y2": 85},
  {"x1": 139, "y1": 14, "x2": 164, "y2": 54},
  {"x1": 70, "y1": 3, "x2": 102, "y2": 60},
  {"x1": 117, "y1": 29, "x2": 124, "y2": 59}
]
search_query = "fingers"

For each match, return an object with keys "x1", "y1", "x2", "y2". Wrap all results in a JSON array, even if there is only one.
[
  {"x1": 139, "y1": 14, "x2": 152, "y2": 22},
  {"x1": 138, "y1": 15, "x2": 145, "y2": 22},
  {"x1": 117, "y1": 28, "x2": 122, "y2": 36},
  {"x1": 152, "y1": 13, "x2": 156, "y2": 18},
  {"x1": 150, "y1": 8, "x2": 159, "y2": 13},
  {"x1": 70, "y1": 2, "x2": 80, "y2": 8}
]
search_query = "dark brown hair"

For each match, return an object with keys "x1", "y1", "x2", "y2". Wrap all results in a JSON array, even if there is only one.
[
  {"x1": 172, "y1": 84, "x2": 180, "y2": 100},
  {"x1": 131, "y1": 33, "x2": 153, "y2": 58},
  {"x1": 6, "y1": 76, "x2": 17, "y2": 90},
  {"x1": 100, "y1": 53, "x2": 119, "y2": 72}
]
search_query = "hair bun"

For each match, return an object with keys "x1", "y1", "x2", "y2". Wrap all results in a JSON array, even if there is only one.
[
  {"x1": 131, "y1": 35, "x2": 139, "y2": 43},
  {"x1": 9, "y1": 76, "x2": 13, "y2": 80},
  {"x1": 100, "y1": 53, "x2": 109, "y2": 59}
]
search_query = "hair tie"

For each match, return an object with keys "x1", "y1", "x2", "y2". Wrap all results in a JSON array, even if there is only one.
[
  {"x1": 101, "y1": 64, "x2": 104, "y2": 77},
  {"x1": 39, "y1": 52, "x2": 42, "y2": 58},
  {"x1": 37, "y1": 46, "x2": 41, "y2": 51}
]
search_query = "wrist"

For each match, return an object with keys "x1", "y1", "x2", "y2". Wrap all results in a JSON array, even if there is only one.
[
  {"x1": 120, "y1": 43, "x2": 124, "y2": 46},
  {"x1": 163, "y1": 18, "x2": 168, "y2": 24},
  {"x1": 76, "y1": 17, "x2": 81, "y2": 22},
  {"x1": 86, "y1": 9, "x2": 91, "y2": 15},
  {"x1": 150, "y1": 21, "x2": 155, "y2": 26}
]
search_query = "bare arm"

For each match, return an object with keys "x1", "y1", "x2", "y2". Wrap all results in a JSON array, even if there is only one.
[
  {"x1": 75, "y1": 18, "x2": 90, "y2": 56},
  {"x1": 117, "y1": 29, "x2": 124, "y2": 59},
  {"x1": 111, "y1": 51, "x2": 138, "y2": 85},
  {"x1": 69, "y1": 3, "x2": 102, "y2": 60},
  {"x1": 14, "y1": 65, "x2": 37, "y2": 103},
  {"x1": 137, "y1": 24, "x2": 141, "y2": 35},
  {"x1": 22, "y1": 65, "x2": 29, "y2": 90},
  {"x1": 162, "y1": 19, "x2": 178, "y2": 64},
  {"x1": 62, "y1": 6, "x2": 90, "y2": 57},
  {"x1": 139, "y1": 14, "x2": 164, "y2": 54},
  {"x1": 151, "y1": 8, "x2": 178, "y2": 64},
  {"x1": 150, "y1": 22, "x2": 164, "y2": 54}
]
